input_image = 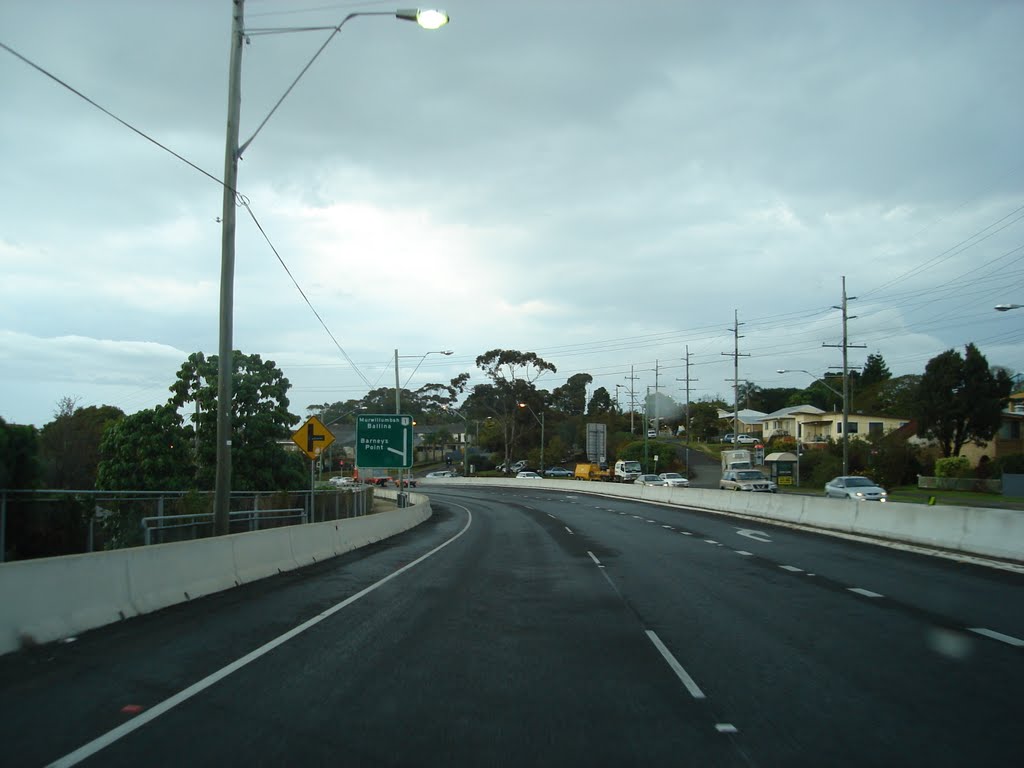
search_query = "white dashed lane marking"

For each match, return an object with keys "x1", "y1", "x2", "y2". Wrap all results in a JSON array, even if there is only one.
[
  {"x1": 779, "y1": 565, "x2": 803, "y2": 572},
  {"x1": 848, "y1": 587, "x2": 884, "y2": 598},
  {"x1": 735, "y1": 550, "x2": 753, "y2": 556},
  {"x1": 969, "y1": 628, "x2": 1024, "y2": 647}
]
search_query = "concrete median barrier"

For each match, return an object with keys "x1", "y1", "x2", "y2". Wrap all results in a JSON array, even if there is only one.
[{"x1": 0, "y1": 496, "x2": 433, "y2": 656}]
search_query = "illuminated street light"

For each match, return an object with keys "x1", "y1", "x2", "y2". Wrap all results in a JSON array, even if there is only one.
[
  {"x1": 213, "y1": 6, "x2": 449, "y2": 535},
  {"x1": 995, "y1": 304, "x2": 1024, "y2": 312}
]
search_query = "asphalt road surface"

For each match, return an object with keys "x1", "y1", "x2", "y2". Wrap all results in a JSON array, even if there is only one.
[{"x1": 1, "y1": 485, "x2": 1021, "y2": 766}]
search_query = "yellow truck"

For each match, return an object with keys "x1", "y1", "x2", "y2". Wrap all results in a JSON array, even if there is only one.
[{"x1": 574, "y1": 462, "x2": 612, "y2": 481}]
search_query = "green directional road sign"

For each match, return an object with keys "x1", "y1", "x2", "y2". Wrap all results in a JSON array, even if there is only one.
[{"x1": 356, "y1": 414, "x2": 414, "y2": 468}]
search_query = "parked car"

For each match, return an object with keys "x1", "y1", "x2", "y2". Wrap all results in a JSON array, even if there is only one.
[
  {"x1": 824, "y1": 476, "x2": 888, "y2": 501},
  {"x1": 544, "y1": 467, "x2": 574, "y2": 478},
  {"x1": 722, "y1": 433, "x2": 735, "y2": 443},
  {"x1": 425, "y1": 470, "x2": 456, "y2": 478},
  {"x1": 735, "y1": 434, "x2": 760, "y2": 445},
  {"x1": 720, "y1": 470, "x2": 777, "y2": 492},
  {"x1": 647, "y1": 429, "x2": 658, "y2": 438},
  {"x1": 393, "y1": 476, "x2": 417, "y2": 488},
  {"x1": 635, "y1": 474, "x2": 665, "y2": 486},
  {"x1": 516, "y1": 471, "x2": 542, "y2": 479},
  {"x1": 328, "y1": 475, "x2": 355, "y2": 486},
  {"x1": 659, "y1": 472, "x2": 690, "y2": 487}
]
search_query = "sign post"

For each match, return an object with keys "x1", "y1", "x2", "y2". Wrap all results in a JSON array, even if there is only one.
[{"x1": 291, "y1": 416, "x2": 335, "y2": 523}]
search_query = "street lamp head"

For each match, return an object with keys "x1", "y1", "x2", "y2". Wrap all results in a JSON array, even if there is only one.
[
  {"x1": 995, "y1": 304, "x2": 1023, "y2": 312},
  {"x1": 776, "y1": 369, "x2": 788, "y2": 374},
  {"x1": 396, "y1": 9, "x2": 450, "y2": 29},
  {"x1": 441, "y1": 350, "x2": 454, "y2": 355}
]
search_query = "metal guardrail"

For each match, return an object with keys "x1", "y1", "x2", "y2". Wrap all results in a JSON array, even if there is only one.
[
  {"x1": 0, "y1": 485, "x2": 374, "y2": 563},
  {"x1": 141, "y1": 508, "x2": 304, "y2": 546}
]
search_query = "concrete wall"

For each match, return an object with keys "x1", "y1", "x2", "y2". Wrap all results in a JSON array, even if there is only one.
[
  {"x1": 0, "y1": 491, "x2": 430, "y2": 656},
  {"x1": 427, "y1": 477, "x2": 1024, "y2": 564}
]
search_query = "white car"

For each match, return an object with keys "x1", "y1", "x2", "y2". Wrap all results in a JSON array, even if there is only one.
[
  {"x1": 516, "y1": 471, "x2": 542, "y2": 479},
  {"x1": 328, "y1": 476, "x2": 355, "y2": 486},
  {"x1": 425, "y1": 470, "x2": 456, "y2": 478},
  {"x1": 659, "y1": 472, "x2": 690, "y2": 487},
  {"x1": 735, "y1": 434, "x2": 760, "y2": 445},
  {"x1": 824, "y1": 476, "x2": 888, "y2": 501},
  {"x1": 635, "y1": 474, "x2": 665, "y2": 486}
]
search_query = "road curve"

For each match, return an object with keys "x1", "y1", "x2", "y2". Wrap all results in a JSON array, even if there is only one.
[{"x1": 1, "y1": 486, "x2": 1021, "y2": 766}]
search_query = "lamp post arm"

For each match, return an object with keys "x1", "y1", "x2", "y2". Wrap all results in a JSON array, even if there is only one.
[{"x1": 238, "y1": 12, "x2": 389, "y2": 157}]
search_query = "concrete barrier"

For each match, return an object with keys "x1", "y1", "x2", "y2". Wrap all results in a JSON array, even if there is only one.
[
  {"x1": 433, "y1": 476, "x2": 1022, "y2": 564},
  {"x1": 0, "y1": 495, "x2": 432, "y2": 656}
]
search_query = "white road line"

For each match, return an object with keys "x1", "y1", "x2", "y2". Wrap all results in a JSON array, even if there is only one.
[
  {"x1": 46, "y1": 507, "x2": 476, "y2": 768},
  {"x1": 969, "y1": 627, "x2": 1024, "y2": 647},
  {"x1": 633, "y1": 515, "x2": 643, "y2": 519},
  {"x1": 662, "y1": 525, "x2": 674, "y2": 530},
  {"x1": 735, "y1": 550, "x2": 753, "y2": 556},
  {"x1": 565, "y1": 526, "x2": 574, "y2": 535},
  {"x1": 848, "y1": 587, "x2": 884, "y2": 598},
  {"x1": 704, "y1": 539, "x2": 718, "y2": 544},
  {"x1": 779, "y1": 565, "x2": 803, "y2": 572},
  {"x1": 646, "y1": 519, "x2": 657, "y2": 523},
  {"x1": 546, "y1": 513, "x2": 556, "y2": 519},
  {"x1": 715, "y1": 723, "x2": 739, "y2": 734},
  {"x1": 680, "y1": 531, "x2": 693, "y2": 536},
  {"x1": 587, "y1": 551, "x2": 602, "y2": 565},
  {"x1": 645, "y1": 630, "x2": 706, "y2": 699}
]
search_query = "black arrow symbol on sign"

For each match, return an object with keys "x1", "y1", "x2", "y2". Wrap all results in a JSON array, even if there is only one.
[{"x1": 306, "y1": 422, "x2": 326, "y2": 454}]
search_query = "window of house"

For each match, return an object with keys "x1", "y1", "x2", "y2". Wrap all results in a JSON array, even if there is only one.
[{"x1": 868, "y1": 422, "x2": 883, "y2": 436}]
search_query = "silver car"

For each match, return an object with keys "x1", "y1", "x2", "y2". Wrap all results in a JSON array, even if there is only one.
[
  {"x1": 659, "y1": 472, "x2": 690, "y2": 487},
  {"x1": 635, "y1": 474, "x2": 665, "y2": 486},
  {"x1": 824, "y1": 476, "x2": 888, "y2": 502},
  {"x1": 720, "y1": 470, "x2": 777, "y2": 492}
]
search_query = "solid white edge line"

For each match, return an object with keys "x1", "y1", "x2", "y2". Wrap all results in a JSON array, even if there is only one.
[
  {"x1": 735, "y1": 550, "x2": 753, "y2": 556},
  {"x1": 969, "y1": 627, "x2": 1024, "y2": 647},
  {"x1": 47, "y1": 506, "x2": 475, "y2": 768},
  {"x1": 587, "y1": 550, "x2": 601, "y2": 565},
  {"x1": 779, "y1": 565, "x2": 803, "y2": 572},
  {"x1": 565, "y1": 526, "x2": 574, "y2": 535},
  {"x1": 644, "y1": 630, "x2": 706, "y2": 700}
]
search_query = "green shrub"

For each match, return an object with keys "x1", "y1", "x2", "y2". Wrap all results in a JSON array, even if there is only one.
[{"x1": 934, "y1": 456, "x2": 971, "y2": 478}]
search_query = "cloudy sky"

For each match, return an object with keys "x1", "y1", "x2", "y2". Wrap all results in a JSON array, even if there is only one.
[{"x1": 2, "y1": 0, "x2": 1023, "y2": 428}]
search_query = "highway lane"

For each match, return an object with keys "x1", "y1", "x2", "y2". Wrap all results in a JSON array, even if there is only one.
[{"x1": 1, "y1": 485, "x2": 1020, "y2": 766}]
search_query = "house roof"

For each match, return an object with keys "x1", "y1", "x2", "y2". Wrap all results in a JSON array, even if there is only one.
[
  {"x1": 717, "y1": 408, "x2": 768, "y2": 426},
  {"x1": 759, "y1": 404, "x2": 825, "y2": 421}
]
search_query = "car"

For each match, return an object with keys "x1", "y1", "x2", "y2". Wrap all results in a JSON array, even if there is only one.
[
  {"x1": 393, "y1": 476, "x2": 417, "y2": 488},
  {"x1": 722, "y1": 433, "x2": 735, "y2": 443},
  {"x1": 720, "y1": 470, "x2": 777, "y2": 492},
  {"x1": 516, "y1": 471, "x2": 542, "y2": 479},
  {"x1": 658, "y1": 472, "x2": 690, "y2": 487},
  {"x1": 824, "y1": 476, "x2": 888, "y2": 501},
  {"x1": 425, "y1": 470, "x2": 456, "y2": 478},
  {"x1": 544, "y1": 466, "x2": 574, "y2": 478},
  {"x1": 635, "y1": 474, "x2": 665, "y2": 486},
  {"x1": 328, "y1": 475, "x2": 355, "y2": 486},
  {"x1": 735, "y1": 434, "x2": 760, "y2": 445},
  {"x1": 647, "y1": 429, "x2": 658, "y2": 438}
]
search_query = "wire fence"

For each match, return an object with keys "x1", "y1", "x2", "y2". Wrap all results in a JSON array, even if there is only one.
[{"x1": 0, "y1": 485, "x2": 374, "y2": 563}]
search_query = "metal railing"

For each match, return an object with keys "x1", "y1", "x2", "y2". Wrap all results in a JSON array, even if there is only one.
[
  {"x1": 1, "y1": 485, "x2": 374, "y2": 563},
  {"x1": 141, "y1": 507, "x2": 304, "y2": 546}
]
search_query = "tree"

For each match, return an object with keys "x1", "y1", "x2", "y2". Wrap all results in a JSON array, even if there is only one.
[
  {"x1": 587, "y1": 386, "x2": 615, "y2": 416},
  {"x1": 860, "y1": 352, "x2": 891, "y2": 389},
  {"x1": 550, "y1": 373, "x2": 592, "y2": 416},
  {"x1": 0, "y1": 417, "x2": 40, "y2": 489},
  {"x1": 688, "y1": 402, "x2": 722, "y2": 442},
  {"x1": 38, "y1": 402, "x2": 125, "y2": 489},
  {"x1": 473, "y1": 350, "x2": 557, "y2": 470},
  {"x1": 95, "y1": 405, "x2": 194, "y2": 490},
  {"x1": 915, "y1": 343, "x2": 1012, "y2": 457},
  {"x1": 167, "y1": 351, "x2": 304, "y2": 490}
]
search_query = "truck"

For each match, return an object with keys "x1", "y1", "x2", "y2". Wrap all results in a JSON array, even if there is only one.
[
  {"x1": 614, "y1": 459, "x2": 642, "y2": 483},
  {"x1": 574, "y1": 462, "x2": 611, "y2": 481},
  {"x1": 721, "y1": 449, "x2": 753, "y2": 472}
]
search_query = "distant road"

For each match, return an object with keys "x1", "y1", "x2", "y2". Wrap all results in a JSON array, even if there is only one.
[{"x1": 1, "y1": 486, "x2": 1021, "y2": 766}]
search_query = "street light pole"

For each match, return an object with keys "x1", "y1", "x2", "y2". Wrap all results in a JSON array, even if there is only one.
[
  {"x1": 777, "y1": 367, "x2": 847, "y2": 475},
  {"x1": 212, "y1": 4, "x2": 450, "y2": 535},
  {"x1": 517, "y1": 403, "x2": 545, "y2": 471}
]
